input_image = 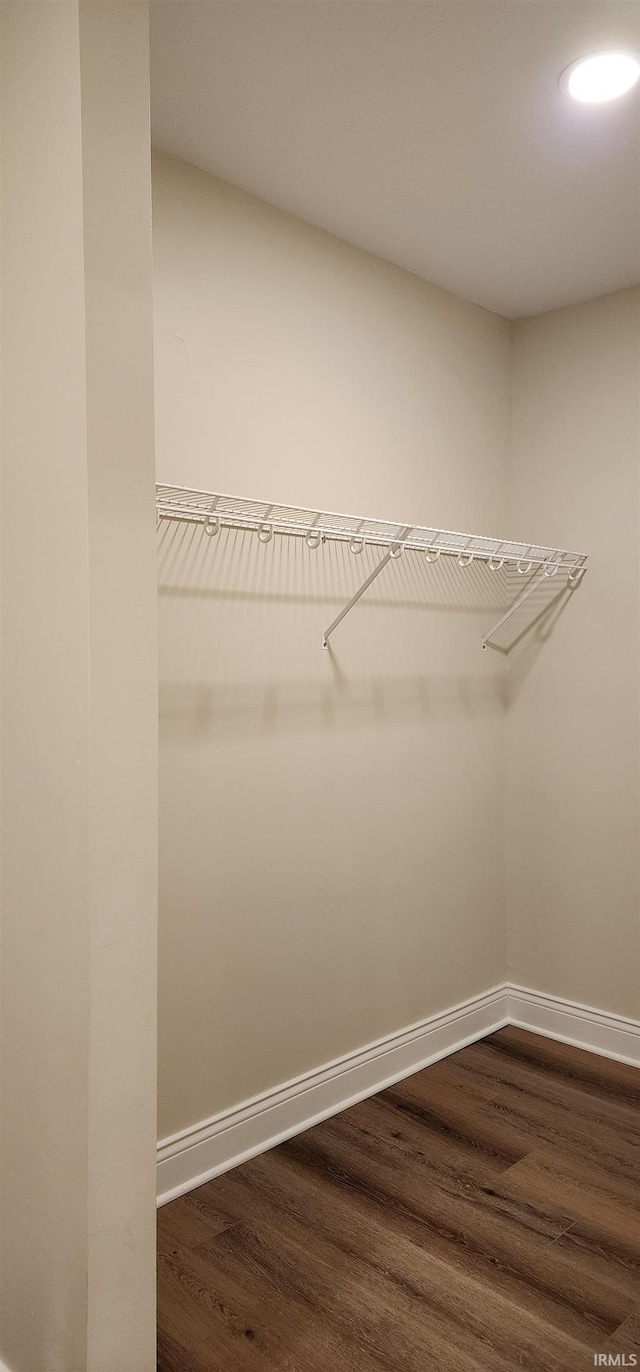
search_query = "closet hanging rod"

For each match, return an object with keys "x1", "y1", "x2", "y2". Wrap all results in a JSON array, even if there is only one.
[{"x1": 156, "y1": 484, "x2": 587, "y2": 575}]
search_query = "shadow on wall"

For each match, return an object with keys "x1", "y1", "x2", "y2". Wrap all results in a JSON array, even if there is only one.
[{"x1": 157, "y1": 520, "x2": 572, "y2": 737}]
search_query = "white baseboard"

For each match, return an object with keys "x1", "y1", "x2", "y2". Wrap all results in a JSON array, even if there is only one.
[
  {"x1": 157, "y1": 982, "x2": 509, "y2": 1205},
  {"x1": 508, "y1": 983, "x2": 640, "y2": 1067},
  {"x1": 157, "y1": 980, "x2": 639, "y2": 1205}
]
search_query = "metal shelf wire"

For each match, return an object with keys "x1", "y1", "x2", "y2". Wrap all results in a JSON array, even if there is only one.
[{"x1": 156, "y1": 483, "x2": 588, "y2": 649}]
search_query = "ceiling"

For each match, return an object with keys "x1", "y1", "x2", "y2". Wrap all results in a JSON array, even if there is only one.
[{"x1": 150, "y1": 1, "x2": 640, "y2": 318}]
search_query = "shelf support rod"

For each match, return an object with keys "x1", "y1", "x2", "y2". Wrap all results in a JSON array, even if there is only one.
[
  {"x1": 322, "y1": 526, "x2": 412, "y2": 649},
  {"x1": 481, "y1": 561, "x2": 555, "y2": 649}
]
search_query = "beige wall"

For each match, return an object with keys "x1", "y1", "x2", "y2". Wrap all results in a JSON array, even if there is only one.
[
  {"x1": 506, "y1": 288, "x2": 640, "y2": 1018},
  {"x1": 80, "y1": 7, "x2": 158, "y2": 1366},
  {"x1": 153, "y1": 152, "x2": 511, "y2": 1140},
  {"x1": 1, "y1": 5, "x2": 157, "y2": 1370},
  {"x1": 1, "y1": 9, "x2": 90, "y2": 1366}
]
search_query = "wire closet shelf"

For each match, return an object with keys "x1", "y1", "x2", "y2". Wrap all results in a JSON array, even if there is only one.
[{"x1": 156, "y1": 484, "x2": 588, "y2": 650}]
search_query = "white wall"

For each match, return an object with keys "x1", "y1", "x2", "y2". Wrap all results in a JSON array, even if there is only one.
[
  {"x1": 153, "y1": 153, "x2": 511, "y2": 1140},
  {"x1": 506, "y1": 288, "x2": 640, "y2": 1020},
  {"x1": 1, "y1": 7, "x2": 157, "y2": 1370}
]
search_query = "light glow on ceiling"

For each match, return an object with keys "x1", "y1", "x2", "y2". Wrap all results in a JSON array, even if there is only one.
[{"x1": 561, "y1": 51, "x2": 640, "y2": 103}]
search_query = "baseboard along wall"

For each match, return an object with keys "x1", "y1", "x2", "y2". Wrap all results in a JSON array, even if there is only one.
[
  {"x1": 157, "y1": 984, "x2": 508, "y2": 1204},
  {"x1": 157, "y1": 981, "x2": 639, "y2": 1205},
  {"x1": 507, "y1": 983, "x2": 640, "y2": 1067}
]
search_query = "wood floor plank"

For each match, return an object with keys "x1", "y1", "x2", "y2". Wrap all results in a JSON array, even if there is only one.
[
  {"x1": 380, "y1": 1078, "x2": 531, "y2": 1170},
  {"x1": 553, "y1": 1220, "x2": 640, "y2": 1303},
  {"x1": 158, "y1": 1250, "x2": 268, "y2": 1371},
  {"x1": 276, "y1": 1123, "x2": 633, "y2": 1342},
  {"x1": 311, "y1": 1098, "x2": 577, "y2": 1240},
  {"x1": 157, "y1": 1255, "x2": 225, "y2": 1350},
  {"x1": 181, "y1": 1118, "x2": 630, "y2": 1350},
  {"x1": 190, "y1": 1200, "x2": 591, "y2": 1372},
  {"x1": 157, "y1": 1326, "x2": 223, "y2": 1372},
  {"x1": 189, "y1": 1222, "x2": 396, "y2": 1372},
  {"x1": 158, "y1": 1191, "x2": 235, "y2": 1257},
  {"x1": 390, "y1": 1055, "x2": 506, "y2": 1111},
  {"x1": 606, "y1": 1310, "x2": 640, "y2": 1355},
  {"x1": 500, "y1": 1147, "x2": 640, "y2": 1250},
  {"x1": 474, "y1": 1083, "x2": 640, "y2": 1185},
  {"x1": 266, "y1": 1140, "x2": 634, "y2": 1338},
  {"x1": 446, "y1": 1037, "x2": 640, "y2": 1140},
  {"x1": 158, "y1": 1029, "x2": 640, "y2": 1371},
  {"x1": 332, "y1": 1088, "x2": 527, "y2": 1177},
  {"x1": 486, "y1": 1027, "x2": 640, "y2": 1104}
]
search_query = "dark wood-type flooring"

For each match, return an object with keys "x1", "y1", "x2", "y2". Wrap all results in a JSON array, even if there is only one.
[{"x1": 157, "y1": 1026, "x2": 640, "y2": 1371}]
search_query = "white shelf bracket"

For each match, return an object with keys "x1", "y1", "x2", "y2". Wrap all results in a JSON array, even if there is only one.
[
  {"x1": 481, "y1": 553, "x2": 581, "y2": 650},
  {"x1": 322, "y1": 526, "x2": 412, "y2": 649}
]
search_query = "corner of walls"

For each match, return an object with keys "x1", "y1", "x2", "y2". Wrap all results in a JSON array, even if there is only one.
[
  {"x1": 507, "y1": 984, "x2": 640, "y2": 1067},
  {"x1": 503, "y1": 313, "x2": 517, "y2": 992}
]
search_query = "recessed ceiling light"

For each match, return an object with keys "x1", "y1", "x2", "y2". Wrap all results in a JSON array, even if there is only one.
[{"x1": 560, "y1": 51, "x2": 640, "y2": 103}]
